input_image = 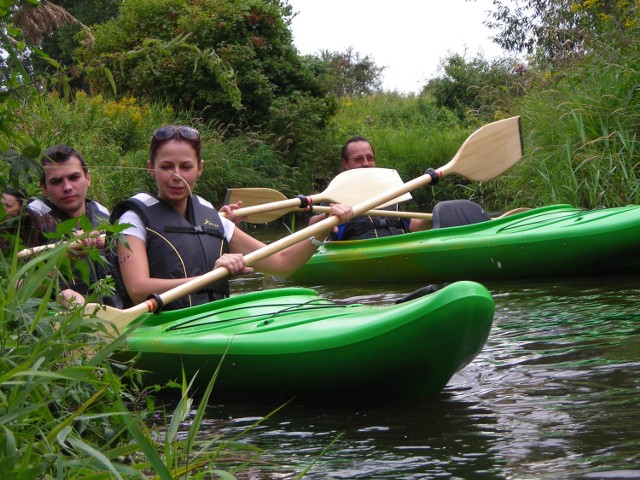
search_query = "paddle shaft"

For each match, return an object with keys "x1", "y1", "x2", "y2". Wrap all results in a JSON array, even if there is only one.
[
  {"x1": 225, "y1": 168, "x2": 409, "y2": 218},
  {"x1": 232, "y1": 202, "x2": 433, "y2": 221},
  {"x1": 226, "y1": 187, "x2": 529, "y2": 223},
  {"x1": 17, "y1": 236, "x2": 105, "y2": 259}
]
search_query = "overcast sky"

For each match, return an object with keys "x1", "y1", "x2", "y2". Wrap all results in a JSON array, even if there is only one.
[{"x1": 287, "y1": 0, "x2": 507, "y2": 94}]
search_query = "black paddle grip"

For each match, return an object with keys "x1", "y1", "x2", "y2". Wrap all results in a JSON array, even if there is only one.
[
  {"x1": 425, "y1": 168, "x2": 440, "y2": 186},
  {"x1": 147, "y1": 293, "x2": 164, "y2": 313},
  {"x1": 297, "y1": 194, "x2": 313, "y2": 212}
]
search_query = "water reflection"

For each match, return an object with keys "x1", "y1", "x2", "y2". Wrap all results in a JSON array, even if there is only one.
[{"x1": 176, "y1": 272, "x2": 640, "y2": 479}]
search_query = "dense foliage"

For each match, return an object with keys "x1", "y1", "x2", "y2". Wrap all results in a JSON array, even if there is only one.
[
  {"x1": 504, "y1": 32, "x2": 640, "y2": 208},
  {"x1": 318, "y1": 47, "x2": 385, "y2": 97},
  {"x1": 76, "y1": 0, "x2": 335, "y2": 152},
  {"x1": 422, "y1": 53, "x2": 526, "y2": 123},
  {"x1": 486, "y1": 0, "x2": 638, "y2": 62}
]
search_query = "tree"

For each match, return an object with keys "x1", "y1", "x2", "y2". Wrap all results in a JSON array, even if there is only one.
[
  {"x1": 76, "y1": 0, "x2": 334, "y2": 139},
  {"x1": 422, "y1": 53, "x2": 524, "y2": 122},
  {"x1": 318, "y1": 47, "x2": 384, "y2": 96},
  {"x1": 34, "y1": 1, "x2": 121, "y2": 82},
  {"x1": 1, "y1": 0, "x2": 53, "y2": 186},
  {"x1": 484, "y1": 0, "x2": 638, "y2": 62}
]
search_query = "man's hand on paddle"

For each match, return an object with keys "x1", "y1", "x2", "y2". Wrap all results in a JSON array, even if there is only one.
[{"x1": 309, "y1": 203, "x2": 353, "y2": 233}]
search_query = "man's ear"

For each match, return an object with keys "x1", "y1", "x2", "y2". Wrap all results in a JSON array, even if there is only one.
[
  {"x1": 39, "y1": 181, "x2": 47, "y2": 196},
  {"x1": 198, "y1": 159, "x2": 204, "y2": 177}
]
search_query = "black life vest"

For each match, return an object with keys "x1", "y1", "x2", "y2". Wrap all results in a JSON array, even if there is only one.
[
  {"x1": 110, "y1": 193, "x2": 230, "y2": 311},
  {"x1": 329, "y1": 204, "x2": 408, "y2": 241},
  {"x1": 25, "y1": 198, "x2": 110, "y2": 296}
]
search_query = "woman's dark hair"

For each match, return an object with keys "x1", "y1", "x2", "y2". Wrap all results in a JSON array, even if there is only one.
[
  {"x1": 3, "y1": 187, "x2": 26, "y2": 205},
  {"x1": 149, "y1": 125, "x2": 202, "y2": 164}
]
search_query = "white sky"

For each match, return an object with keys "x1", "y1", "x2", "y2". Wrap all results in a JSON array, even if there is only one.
[{"x1": 287, "y1": 0, "x2": 507, "y2": 94}]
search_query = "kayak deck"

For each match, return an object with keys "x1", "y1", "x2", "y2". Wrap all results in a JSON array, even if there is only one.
[
  {"x1": 288, "y1": 204, "x2": 640, "y2": 284},
  {"x1": 119, "y1": 281, "x2": 494, "y2": 399}
]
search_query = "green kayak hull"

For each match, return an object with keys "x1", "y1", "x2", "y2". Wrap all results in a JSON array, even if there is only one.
[
  {"x1": 119, "y1": 281, "x2": 494, "y2": 399},
  {"x1": 289, "y1": 204, "x2": 640, "y2": 285}
]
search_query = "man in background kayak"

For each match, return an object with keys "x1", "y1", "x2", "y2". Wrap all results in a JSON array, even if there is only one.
[
  {"x1": 23, "y1": 144, "x2": 112, "y2": 306},
  {"x1": 328, "y1": 136, "x2": 430, "y2": 240}
]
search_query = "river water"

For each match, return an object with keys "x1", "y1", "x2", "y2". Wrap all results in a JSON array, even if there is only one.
[{"x1": 180, "y1": 271, "x2": 640, "y2": 479}]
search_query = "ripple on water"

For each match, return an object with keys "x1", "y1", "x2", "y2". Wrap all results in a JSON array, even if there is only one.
[{"x1": 185, "y1": 273, "x2": 640, "y2": 479}]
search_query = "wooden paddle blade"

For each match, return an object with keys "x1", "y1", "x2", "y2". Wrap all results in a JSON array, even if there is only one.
[
  {"x1": 225, "y1": 188, "x2": 293, "y2": 223},
  {"x1": 317, "y1": 168, "x2": 412, "y2": 207},
  {"x1": 224, "y1": 187, "x2": 287, "y2": 207},
  {"x1": 84, "y1": 302, "x2": 153, "y2": 337},
  {"x1": 441, "y1": 116, "x2": 523, "y2": 182}
]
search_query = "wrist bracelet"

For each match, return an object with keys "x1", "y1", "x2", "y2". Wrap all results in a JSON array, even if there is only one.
[{"x1": 309, "y1": 236, "x2": 325, "y2": 248}]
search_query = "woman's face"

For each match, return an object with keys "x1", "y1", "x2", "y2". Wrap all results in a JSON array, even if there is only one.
[
  {"x1": 2, "y1": 193, "x2": 22, "y2": 216},
  {"x1": 148, "y1": 139, "x2": 203, "y2": 206}
]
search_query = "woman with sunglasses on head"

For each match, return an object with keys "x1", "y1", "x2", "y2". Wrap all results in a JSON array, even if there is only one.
[{"x1": 110, "y1": 125, "x2": 353, "y2": 311}]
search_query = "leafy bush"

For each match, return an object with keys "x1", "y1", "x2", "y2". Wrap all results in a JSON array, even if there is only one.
[
  {"x1": 423, "y1": 53, "x2": 525, "y2": 123},
  {"x1": 77, "y1": 0, "x2": 334, "y2": 150}
]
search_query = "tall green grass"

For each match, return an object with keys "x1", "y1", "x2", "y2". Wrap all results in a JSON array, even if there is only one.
[
  {"x1": 504, "y1": 34, "x2": 640, "y2": 209},
  {"x1": 320, "y1": 93, "x2": 513, "y2": 209},
  {"x1": 0, "y1": 226, "x2": 297, "y2": 478}
]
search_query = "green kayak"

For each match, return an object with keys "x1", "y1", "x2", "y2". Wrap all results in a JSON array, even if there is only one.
[
  {"x1": 289, "y1": 204, "x2": 640, "y2": 285},
  {"x1": 119, "y1": 281, "x2": 494, "y2": 399}
]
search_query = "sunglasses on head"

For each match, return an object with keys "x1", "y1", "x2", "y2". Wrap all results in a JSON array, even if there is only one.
[{"x1": 153, "y1": 125, "x2": 200, "y2": 141}]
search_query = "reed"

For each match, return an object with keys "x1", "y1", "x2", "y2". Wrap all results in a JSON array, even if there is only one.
[
  {"x1": 0, "y1": 228, "x2": 282, "y2": 478},
  {"x1": 505, "y1": 34, "x2": 640, "y2": 209}
]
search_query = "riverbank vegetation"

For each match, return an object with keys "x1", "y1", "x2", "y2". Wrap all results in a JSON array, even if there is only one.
[{"x1": 1, "y1": 0, "x2": 638, "y2": 477}]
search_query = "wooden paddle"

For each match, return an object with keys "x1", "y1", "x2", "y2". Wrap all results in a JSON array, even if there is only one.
[
  {"x1": 86, "y1": 116, "x2": 523, "y2": 335},
  {"x1": 219, "y1": 167, "x2": 412, "y2": 222},
  {"x1": 224, "y1": 187, "x2": 432, "y2": 224},
  {"x1": 17, "y1": 235, "x2": 106, "y2": 259},
  {"x1": 226, "y1": 187, "x2": 530, "y2": 223},
  {"x1": 225, "y1": 187, "x2": 530, "y2": 224}
]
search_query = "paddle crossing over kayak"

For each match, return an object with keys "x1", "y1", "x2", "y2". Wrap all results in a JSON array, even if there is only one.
[
  {"x1": 289, "y1": 204, "x2": 640, "y2": 285},
  {"x1": 119, "y1": 281, "x2": 494, "y2": 399}
]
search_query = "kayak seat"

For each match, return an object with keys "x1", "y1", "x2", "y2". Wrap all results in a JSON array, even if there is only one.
[
  {"x1": 432, "y1": 200, "x2": 490, "y2": 229},
  {"x1": 395, "y1": 284, "x2": 439, "y2": 304}
]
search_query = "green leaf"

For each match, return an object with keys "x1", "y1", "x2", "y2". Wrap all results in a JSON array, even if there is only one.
[{"x1": 66, "y1": 434, "x2": 123, "y2": 479}]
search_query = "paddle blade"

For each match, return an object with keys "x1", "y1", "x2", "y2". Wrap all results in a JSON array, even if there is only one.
[
  {"x1": 85, "y1": 302, "x2": 152, "y2": 337},
  {"x1": 224, "y1": 187, "x2": 287, "y2": 207},
  {"x1": 225, "y1": 188, "x2": 292, "y2": 223},
  {"x1": 443, "y1": 116, "x2": 523, "y2": 182},
  {"x1": 319, "y1": 168, "x2": 412, "y2": 207}
]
